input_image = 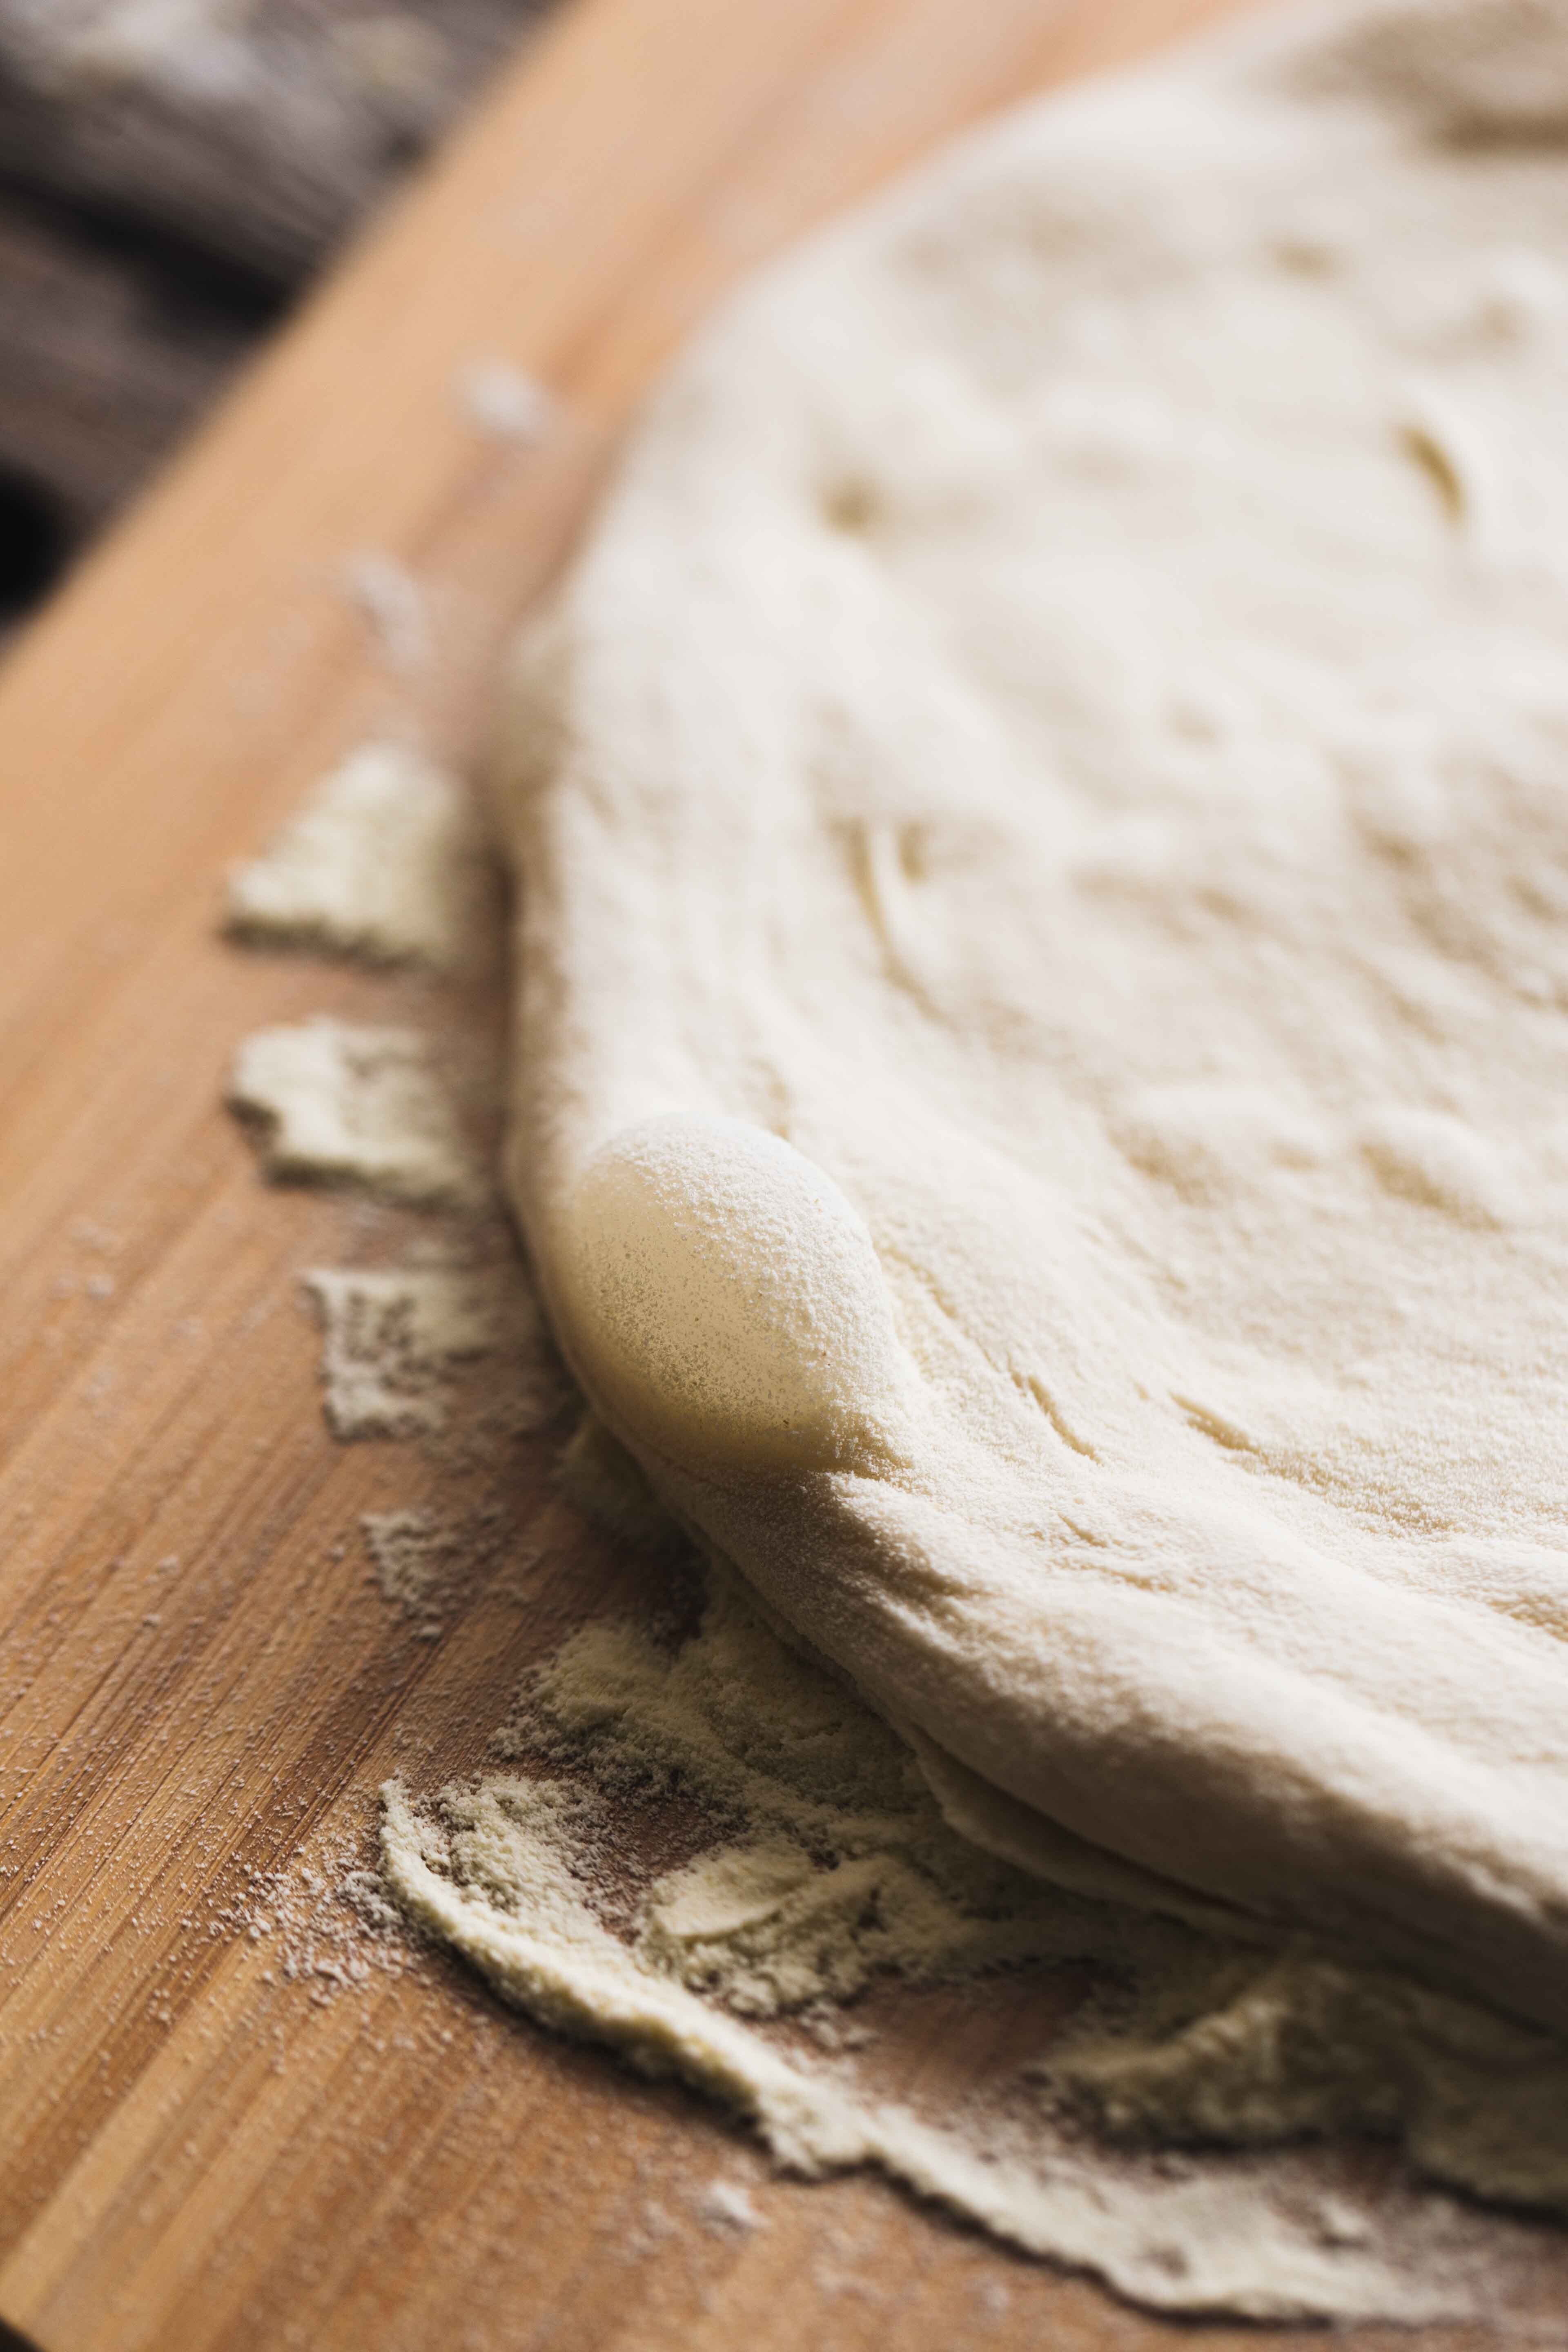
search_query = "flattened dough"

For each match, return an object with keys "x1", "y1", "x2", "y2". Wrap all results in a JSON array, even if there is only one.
[{"x1": 495, "y1": 0, "x2": 1568, "y2": 2032}]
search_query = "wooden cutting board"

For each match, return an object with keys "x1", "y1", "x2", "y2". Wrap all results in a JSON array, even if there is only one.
[{"x1": 0, "y1": 2, "x2": 1535, "y2": 2345}]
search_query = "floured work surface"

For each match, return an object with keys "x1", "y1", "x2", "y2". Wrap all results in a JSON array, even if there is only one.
[{"x1": 2, "y1": 0, "x2": 1566, "y2": 2348}]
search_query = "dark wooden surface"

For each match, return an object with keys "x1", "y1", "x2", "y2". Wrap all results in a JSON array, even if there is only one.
[
  {"x1": 0, "y1": 0, "x2": 549, "y2": 617},
  {"x1": 0, "y1": 196, "x2": 254, "y2": 549}
]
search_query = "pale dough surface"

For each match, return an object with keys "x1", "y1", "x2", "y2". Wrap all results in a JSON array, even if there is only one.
[{"x1": 494, "y1": 0, "x2": 1568, "y2": 2034}]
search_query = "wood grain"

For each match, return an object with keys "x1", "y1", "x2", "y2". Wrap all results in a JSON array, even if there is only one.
[
  {"x1": 0, "y1": 0, "x2": 550, "y2": 610},
  {"x1": 0, "y1": 1, "x2": 1560, "y2": 2346},
  {"x1": 0, "y1": 196, "x2": 252, "y2": 553},
  {"x1": 0, "y1": 0, "x2": 549, "y2": 289}
]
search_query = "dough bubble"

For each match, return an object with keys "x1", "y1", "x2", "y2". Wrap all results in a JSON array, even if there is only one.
[{"x1": 559, "y1": 1115, "x2": 907, "y2": 1477}]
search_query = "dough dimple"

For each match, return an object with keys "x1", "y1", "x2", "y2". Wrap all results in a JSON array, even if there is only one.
[{"x1": 557, "y1": 1115, "x2": 909, "y2": 1477}]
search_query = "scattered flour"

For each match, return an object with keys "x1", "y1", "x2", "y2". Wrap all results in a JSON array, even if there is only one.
[
  {"x1": 219, "y1": 1842, "x2": 412, "y2": 1999},
  {"x1": 458, "y1": 358, "x2": 556, "y2": 444},
  {"x1": 225, "y1": 742, "x2": 492, "y2": 971},
  {"x1": 303, "y1": 1262, "x2": 550, "y2": 1440},
  {"x1": 345, "y1": 549, "x2": 428, "y2": 671},
  {"x1": 695, "y1": 2177, "x2": 766, "y2": 2236},
  {"x1": 381, "y1": 1563, "x2": 1568, "y2": 2323},
  {"x1": 361, "y1": 1509, "x2": 462, "y2": 1637},
  {"x1": 228, "y1": 1018, "x2": 489, "y2": 1209}
]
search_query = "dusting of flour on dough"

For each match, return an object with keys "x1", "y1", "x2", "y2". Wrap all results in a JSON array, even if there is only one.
[
  {"x1": 225, "y1": 742, "x2": 492, "y2": 971},
  {"x1": 560, "y1": 1115, "x2": 911, "y2": 1477}
]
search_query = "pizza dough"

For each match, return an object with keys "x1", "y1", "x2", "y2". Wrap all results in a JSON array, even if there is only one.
[{"x1": 493, "y1": 0, "x2": 1568, "y2": 2035}]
